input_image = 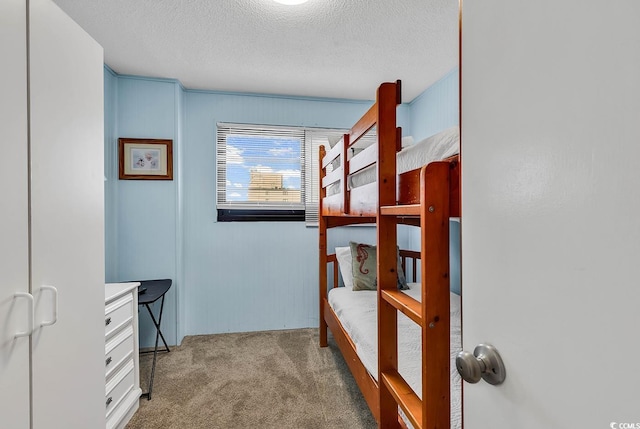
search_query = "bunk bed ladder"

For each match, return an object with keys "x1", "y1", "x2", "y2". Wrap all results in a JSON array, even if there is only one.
[
  {"x1": 379, "y1": 163, "x2": 451, "y2": 429},
  {"x1": 376, "y1": 80, "x2": 451, "y2": 429}
]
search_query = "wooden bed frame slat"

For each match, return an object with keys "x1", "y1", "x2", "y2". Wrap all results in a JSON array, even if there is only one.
[
  {"x1": 397, "y1": 169, "x2": 421, "y2": 205},
  {"x1": 381, "y1": 370, "x2": 423, "y2": 429},
  {"x1": 349, "y1": 142, "x2": 377, "y2": 174},
  {"x1": 380, "y1": 290, "x2": 422, "y2": 326},
  {"x1": 321, "y1": 193, "x2": 343, "y2": 215},
  {"x1": 350, "y1": 103, "x2": 378, "y2": 146},
  {"x1": 321, "y1": 166, "x2": 342, "y2": 188},
  {"x1": 322, "y1": 140, "x2": 342, "y2": 169},
  {"x1": 380, "y1": 204, "x2": 420, "y2": 216},
  {"x1": 326, "y1": 216, "x2": 376, "y2": 228},
  {"x1": 348, "y1": 182, "x2": 378, "y2": 216}
]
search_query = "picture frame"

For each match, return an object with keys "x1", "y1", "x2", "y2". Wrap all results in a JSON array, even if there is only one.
[{"x1": 118, "y1": 138, "x2": 173, "y2": 180}]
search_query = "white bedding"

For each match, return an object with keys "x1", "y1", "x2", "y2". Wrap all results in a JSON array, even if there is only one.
[
  {"x1": 327, "y1": 283, "x2": 462, "y2": 429},
  {"x1": 326, "y1": 126, "x2": 460, "y2": 197}
]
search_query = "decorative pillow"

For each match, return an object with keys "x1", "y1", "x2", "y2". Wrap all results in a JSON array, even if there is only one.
[
  {"x1": 349, "y1": 242, "x2": 409, "y2": 291},
  {"x1": 397, "y1": 254, "x2": 408, "y2": 290},
  {"x1": 350, "y1": 242, "x2": 377, "y2": 291},
  {"x1": 335, "y1": 246, "x2": 353, "y2": 289}
]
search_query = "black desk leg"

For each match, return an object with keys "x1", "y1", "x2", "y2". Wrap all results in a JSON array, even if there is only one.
[
  {"x1": 142, "y1": 300, "x2": 171, "y2": 354},
  {"x1": 141, "y1": 294, "x2": 170, "y2": 400}
]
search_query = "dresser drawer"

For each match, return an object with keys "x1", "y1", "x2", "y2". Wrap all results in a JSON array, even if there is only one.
[
  {"x1": 105, "y1": 324, "x2": 134, "y2": 380},
  {"x1": 105, "y1": 359, "x2": 135, "y2": 419},
  {"x1": 105, "y1": 293, "x2": 133, "y2": 339}
]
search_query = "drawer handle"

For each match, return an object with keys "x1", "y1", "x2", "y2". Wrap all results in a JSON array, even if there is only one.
[
  {"x1": 106, "y1": 356, "x2": 112, "y2": 366},
  {"x1": 106, "y1": 396, "x2": 113, "y2": 408},
  {"x1": 105, "y1": 317, "x2": 111, "y2": 326}
]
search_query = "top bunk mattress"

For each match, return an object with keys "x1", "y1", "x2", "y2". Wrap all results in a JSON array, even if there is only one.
[
  {"x1": 327, "y1": 284, "x2": 462, "y2": 429},
  {"x1": 349, "y1": 125, "x2": 460, "y2": 190},
  {"x1": 326, "y1": 126, "x2": 460, "y2": 197}
]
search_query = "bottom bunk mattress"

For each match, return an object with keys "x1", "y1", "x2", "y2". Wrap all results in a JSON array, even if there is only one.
[{"x1": 327, "y1": 284, "x2": 462, "y2": 428}]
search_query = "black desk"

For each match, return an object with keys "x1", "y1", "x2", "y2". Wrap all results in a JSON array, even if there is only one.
[{"x1": 137, "y1": 279, "x2": 172, "y2": 400}]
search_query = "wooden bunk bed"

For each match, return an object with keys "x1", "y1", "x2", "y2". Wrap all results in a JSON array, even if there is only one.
[{"x1": 318, "y1": 80, "x2": 461, "y2": 429}]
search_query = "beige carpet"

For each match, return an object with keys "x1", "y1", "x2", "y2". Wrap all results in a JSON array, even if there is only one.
[{"x1": 126, "y1": 328, "x2": 376, "y2": 429}]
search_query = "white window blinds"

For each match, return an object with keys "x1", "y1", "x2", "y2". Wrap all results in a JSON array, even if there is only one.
[
  {"x1": 217, "y1": 123, "x2": 305, "y2": 211},
  {"x1": 216, "y1": 123, "x2": 346, "y2": 224},
  {"x1": 304, "y1": 128, "x2": 347, "y2": 225}
]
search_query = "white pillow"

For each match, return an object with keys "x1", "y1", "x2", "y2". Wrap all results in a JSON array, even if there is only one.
[
  {"x1": 402, "y1": 135, "x2": 414, "y2": 149},
  {"x1": 335, "y1": 247, "x2": 353, "y2": 289},
  {"x1": 422, "y1": 126, "x2": 460, "y2": 160},
  {"x1": 327, "y1": 135, "x2": 342, "y2": 148}
]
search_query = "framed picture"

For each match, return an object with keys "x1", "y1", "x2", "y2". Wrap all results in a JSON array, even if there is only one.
[{"x1": 118, "y1": 138, "x2": 173, "y2": 180}]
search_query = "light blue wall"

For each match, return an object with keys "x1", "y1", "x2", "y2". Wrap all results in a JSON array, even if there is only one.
[
  {"x1": 104, "y1": 67, "x2": 118, "y2": 280},
  {"x1": 408, "y1": 68, "x2": 459, "y2": 141},
  {"x1": 104, "y1": 72, "x2": 183, "y2": 347},
  {"x1": 104, "y1": 70, "x2": 457, "y2": 344},
  {"x1": 182, "y1": 91, "x2": 384, "y2": 336},
  {"x1": 407, "y1": 68, "x2": 461, "y2": 295}
]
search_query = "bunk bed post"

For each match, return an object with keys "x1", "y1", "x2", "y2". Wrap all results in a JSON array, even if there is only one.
[
  {"x1": 319, "y1": 145, "x2": 328, "y2": 348},
  {"x1": 377, "y1": 80, "x2": 402, "y2": 429},
  {"x1": 420, "y1": 163, "x2": 451, "y2": 429},
  {"x1": 342, "y1": 133, "x2": 350, "y2": 214}
]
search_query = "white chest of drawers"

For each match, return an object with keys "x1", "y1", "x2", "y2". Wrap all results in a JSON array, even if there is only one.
[{"x1": 105, "y1": 282, "x2": 142, "y2": 429}]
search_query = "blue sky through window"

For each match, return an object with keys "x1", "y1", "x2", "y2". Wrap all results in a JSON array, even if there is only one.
[{"x1": 225, "y1": 134, "x2": 301, "y2": 202}]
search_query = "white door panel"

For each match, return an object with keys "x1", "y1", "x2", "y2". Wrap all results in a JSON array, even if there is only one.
[
  {"x1": 462, "y1": 0, "x2": 640, "y2": 427},
  {"x1": 0, "y1": 1, "x2": 30, "y2": 428},
  {"x1": 29, "y1": 0, "x2": 105, "y2": 427}
]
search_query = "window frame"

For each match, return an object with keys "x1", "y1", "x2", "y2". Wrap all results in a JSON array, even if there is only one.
[{"x1": 216, "y1": 123, "x2": 347, "y2": 224}]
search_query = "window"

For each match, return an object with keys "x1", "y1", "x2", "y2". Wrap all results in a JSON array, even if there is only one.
[{"x1": 216, "y1": 123, "x2": 345, "y2": 224}]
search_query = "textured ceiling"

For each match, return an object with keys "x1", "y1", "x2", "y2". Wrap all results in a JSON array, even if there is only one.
[{"x1": 51, "y1": 0, "x2": 459, "y2": 101}]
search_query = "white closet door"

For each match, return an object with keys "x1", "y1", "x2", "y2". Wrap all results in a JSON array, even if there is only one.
[
  {"x1": 0, "y1": 1, "x2": 30, "y2": 428},
  {"x1": 28, "y1": 0, "x2": 105, "y2": 427}
]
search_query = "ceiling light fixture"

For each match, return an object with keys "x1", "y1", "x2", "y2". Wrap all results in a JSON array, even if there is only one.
[{"x1": 273, "y1": 0, "x2": 309, "y2": 5}]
